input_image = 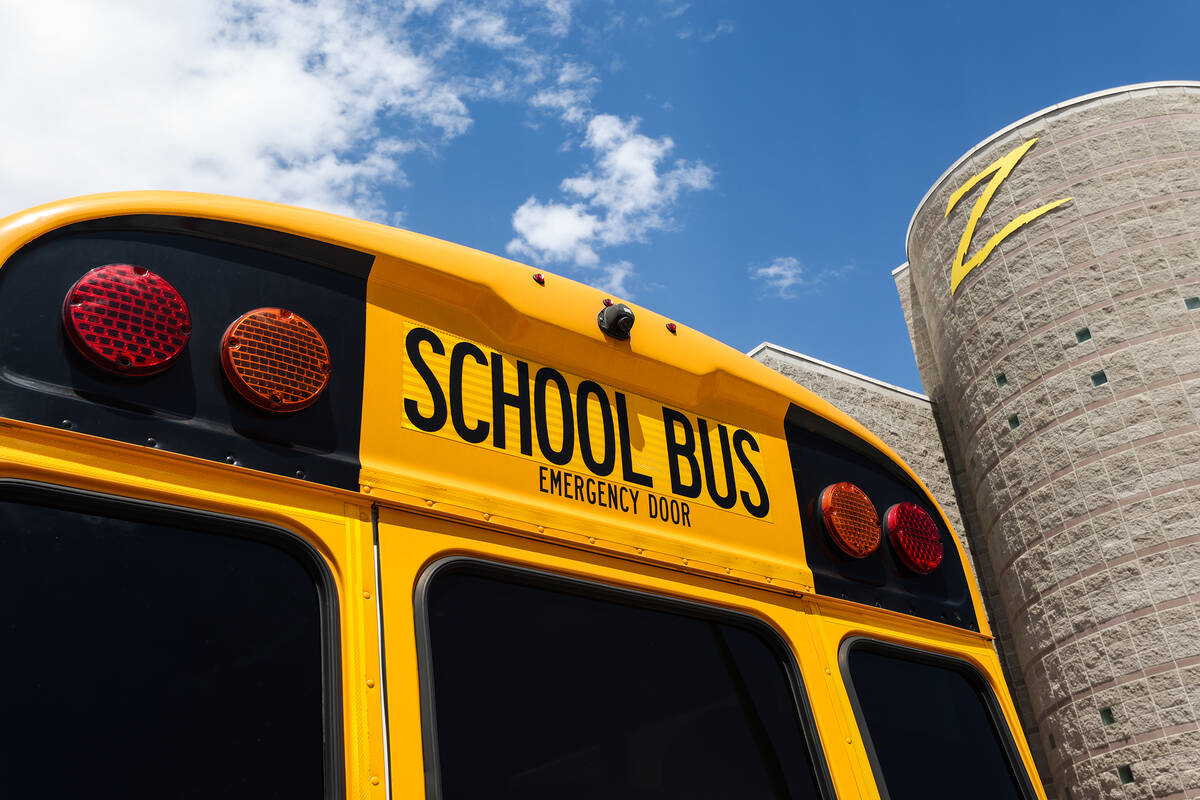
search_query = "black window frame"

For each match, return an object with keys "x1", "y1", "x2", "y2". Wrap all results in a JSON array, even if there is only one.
[
  {"x1": 412, "y1": 556, "x2": 837, "y2": 800},
  {"x1": 838, "y1": 637, "x2": 1037, "y2": 800},
  {"x1": 0, "y1": 478, "x2": 345, "y2": 800}
]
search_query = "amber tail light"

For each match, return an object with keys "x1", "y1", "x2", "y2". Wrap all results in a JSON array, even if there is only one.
[{"x1": 220, "y1": 307, "x2": 331, "y2": 412}]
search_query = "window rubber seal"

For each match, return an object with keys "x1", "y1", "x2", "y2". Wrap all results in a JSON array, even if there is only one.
[
  {"x1": 0, "y1": 478, "x2": 345, "y2": 800},
  {"x1": 837, "y1": 636, "x2": 1038, "y2": 800},
  {"x1": 412, "y1": 555, "x2": 837, "y2": 800}
]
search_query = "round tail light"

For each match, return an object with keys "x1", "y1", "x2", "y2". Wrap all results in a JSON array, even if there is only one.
[
  {"x1": 62, "y1": 264, "x2": 191, "y2": 376},
  {"x1": 819, "y1": 482, "x2": 880, "y2": 558},
  {"x1": 220, "y1": 308, "x2": 331, "y2": 412},
  {"x1": 885, "y1": 502, "x2": 944, "y2": 574}
]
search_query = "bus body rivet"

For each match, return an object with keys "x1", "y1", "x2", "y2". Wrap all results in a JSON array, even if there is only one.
[
  {"x1": 370, "y1": 777, "x2": 380, "y2": 786},
  {"x1": 61, "y1": 419, "x2": 72, "y2": 429},
  {"x1": 588, "y1": 537, "x2": 595, "y2": 544},
  {"x1": 825, "y1": 668, "x2": 831, "y2": 675},
  {"x1": 366, "y1": 679, "x2": 375, "y2": 688},
  {"x1": 363, "y1": 487, "x2": 372, "y2": 494},
  {"x1": 225, "y1": 454, "x2": 237, "y2": 464},
  {"x1": 295, "y1": 469, "x2": 305, "y2": 479},
  {"x1": 146, "y1": 436, "x2": 158, "y2": 447},
  {"x1": 846, "y1": 737, "x2": 852, "y2": 745},
  {"x1": 636, "y1": 548, "x2": 643, "y2": 555},
  {"x1": 363, "y1": 591, "x2": 371, "y2": 599},
  {"x1": 537, "y1": 525, "x2": 544, "y2": 533}
]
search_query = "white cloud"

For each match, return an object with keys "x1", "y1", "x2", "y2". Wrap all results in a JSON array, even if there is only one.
[
  {"x1": 527, "y1": 0, "x2": 576, "y2": 36},
  {"x1": 510, "y1": 198, "x2": 600, "y2": 265},
  {"x1": 751, "y1": 257, "x2": 805, "y2": 298},
  {"x1": 0, "y1": 0, "x2": 472, "y2": 220},
  {"x1": 597, "y1": 261, "x2": 635, "y2": 296},
  {"x1": 678, "y1": 19, "x2": 734, "y2": 42},
  {"x1": 507, "y1": 114, "x2": 713, "y2": 295},
  {"x1": 751, "y1": 257, "x2": 854, "y2": 298},
  {"x1": 529, "y1": 61, "x2": 598, "y2": 123},
  {"x1": 703, "y1": 20, "x2": 735, "y2": 42},
  {"x1": 449, "y1": 7, "x2": 524, "y2": 49}
]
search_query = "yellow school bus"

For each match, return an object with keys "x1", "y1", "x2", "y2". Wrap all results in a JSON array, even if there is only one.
[{"x1": 0, "y1": 192, "x2": 1044, "y2": 800}]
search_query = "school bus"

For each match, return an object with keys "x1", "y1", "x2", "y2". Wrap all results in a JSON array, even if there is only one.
[{"x1": 0, "y1": 192, "x2": 1044, "y2": 800}]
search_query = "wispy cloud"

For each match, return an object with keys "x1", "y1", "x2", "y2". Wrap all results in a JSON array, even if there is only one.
[
  {"x1": 752, "y1": 257, "x2": 806, "y2": 298},
  {"x1": 507, "y1": 114, "x2": 713, "y2": 293},
  {"x1": 530, "y1": 61, "x2": 599, "y2": 124},
  {"x1": 750, "y1": 257, "x2": 854, "y2": 299},
  {"x1": 677, "y1": 19, "x2": 734, "y2": 42}
]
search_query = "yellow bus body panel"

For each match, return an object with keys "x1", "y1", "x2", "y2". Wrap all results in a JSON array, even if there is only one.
[{"x1": 0, "y1": 191, "x2": 1044, "y2": 800}]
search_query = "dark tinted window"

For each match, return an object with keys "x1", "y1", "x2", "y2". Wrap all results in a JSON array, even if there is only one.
[
  {"x1": 0, "y1": 497, "x2": 329, "y2": 798},
  {"x1": 845, "y1": 644, "x2": 1030, "y2": 800},
  {"x1": 423, "y1": 565, "x2": 825, "y2": 800}
]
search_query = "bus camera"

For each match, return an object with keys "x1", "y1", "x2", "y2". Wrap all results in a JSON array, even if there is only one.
[{"x1": 598, "y1": 302, "x2": 635, "y2": 340}]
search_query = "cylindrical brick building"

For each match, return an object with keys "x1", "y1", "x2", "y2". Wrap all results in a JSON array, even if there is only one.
[{"x1": 898, "y1": 82, "x2": 1200, "y2": 800}]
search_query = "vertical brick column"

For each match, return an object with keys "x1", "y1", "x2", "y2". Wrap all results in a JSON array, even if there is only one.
[{"x1": 903, "y1": 83, "x2": 1200, "y2": 800}]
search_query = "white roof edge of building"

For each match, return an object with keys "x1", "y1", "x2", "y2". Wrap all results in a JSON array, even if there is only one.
[
  {"x1": 903, "y1": 80, "x2": 1200, "y2": 261},
  {"x1": 891, "y1": 261, "x2": 910, "y2": 276},
  {"x1": 747, "y1": 341, "x2": 930, "y2": 402}
]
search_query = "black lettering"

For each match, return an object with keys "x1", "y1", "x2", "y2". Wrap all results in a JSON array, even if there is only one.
[
  {"x1": 670, "y1": 499, "x2": 681, "y2": 525},
  {"x1": 615, "y1": 392, "x2": 653, "y2": 487},
  {"x1": 629, "y1": 490, "x2": 639, "y2": 514},
  {"x1": 449, "y1": 341, "x2": 490, "y2": 443},
  {"x1": 534, "y1": 367, "x2": 574, "y2": 466},
  {"x1": 404, "y1": 327, "x2": 447, "y2": 432},
  {"x1": 698, "y1": 419, "x2": 737, "y2": 510},
  {"x1": 539, "y1": 465, "x2": 548, "y2": 493},
  {"x1": 576, "y1": 381, "x2": 616, "y2": 476},
  {"x1": 648, "y1": 495, "x2": 658, "y2": 519},
  {"x1": 658, "y1": 496, "x2": 669, "y2": 520},
  {"x1": 491, "y1": 355, "x2": 532, "y2": 455},
  {"x1": 550, "y1": 469, "x2": 563, "y2": 496},
  {"x1": 586, "y1": 478, "x2": 597, "y2": 504},
  {"x1": 681, "y1": 502, "x2": 692, "y2": 527},
  {"x1": 733, "y1": 429, "x2": 770, "y2": 518},
  {"x1": 573, "y1": 474, "x2": 584, "y2": 499},
  {"x1": 595, "y1": 480, "x2": 607, "y2": 507},
  {"x1": 662, "y1": 407, "x2": 701, "y2": 498},
  {"x1": 607, "y1": 483, "x2": 619, "y2": 510}
]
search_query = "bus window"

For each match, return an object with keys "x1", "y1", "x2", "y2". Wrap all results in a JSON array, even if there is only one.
[
  {"x1": 842, "y1": 641, "x2": 1033, "y2": 800},
  {"x1": 417, "y1": 560, "x2": 827, "y2": 800},
  {"x1": 0, "y1": 487, "x2": 334, "y2": 799}
]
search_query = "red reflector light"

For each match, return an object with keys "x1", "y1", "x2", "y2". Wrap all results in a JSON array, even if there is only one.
[
  {"x1": 62, "y1": 264, "x2": 191, "y2": 376},
  {"x1": 220, "y1": 308, "x2": 330, "y2": 412},
  {"x1": 819, "y1": 482, "x2": 880, "y2": 558},
  {"x1": 885, "y1": 502, "x2": 944, "y2": 574}
]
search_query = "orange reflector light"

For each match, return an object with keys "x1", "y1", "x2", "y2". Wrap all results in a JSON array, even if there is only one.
[
  {"x1": 885, "y1": 502, "x2": 944, "y2": 574},
  {"x1": 62, "y1": 264, "x2": 191, "y2": 376},
  {"x1": 220, "y1": 308, "x2": 330, "y2": 412},
  {"x1": 819, "y1": 482, "x2": 880, "y2": 558}
]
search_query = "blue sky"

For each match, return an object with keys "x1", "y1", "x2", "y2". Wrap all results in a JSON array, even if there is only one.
[{"x1": 4, "y1": 1, "x2": 1199, "y2": 392}]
